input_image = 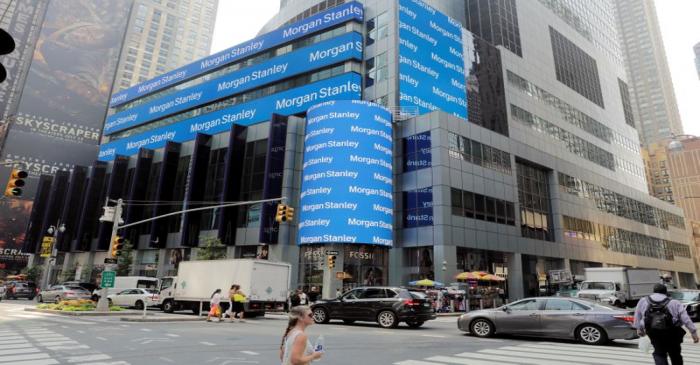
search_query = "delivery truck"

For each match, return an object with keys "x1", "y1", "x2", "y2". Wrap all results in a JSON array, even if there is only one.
[
  {"x1": 158, "y1": 259, "x2": 291, "y2": 317},
  {"x1": 575, "y1": 267, "x2": 659, "y2": 306}
]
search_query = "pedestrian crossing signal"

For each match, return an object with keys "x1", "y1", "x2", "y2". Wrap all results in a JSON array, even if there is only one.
[{"x1": 5, "y1": 169, "x2": 27, "y2": 197}]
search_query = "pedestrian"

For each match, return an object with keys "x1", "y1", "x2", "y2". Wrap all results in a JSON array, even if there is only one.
[
  {"x1": 207, "y1": 289, "x2": 223, "y2": 322},
  {"x1": 308, "y1": 286, "x2": 320, "y2": 303},
  {"x1": 298, "y1": 289, "x2": 308, "y2": 306},
  {"x1": 290, "y1": 289, "x2": 301, "y2": 307},
  {"x1": 279, "y1": 306, "x2": 323, "y2": 365},
  {"x1": 225, "y1": 284, "x2": 236, "y2": 320},
  {"x1": 335, "y1": 288, "x2": 342, "y2": 298},
  {"x1": 231, "y1": 284, "x2": 247, "y2": 322},
  {"x1": 634, "y1": 283, "x2": 699, "y2": 364}
]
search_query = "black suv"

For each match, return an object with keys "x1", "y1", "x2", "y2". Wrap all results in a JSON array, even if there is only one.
[
  {"x1": 4, "y1": 281, "x2": 37, "y2": 300},
  {"x1": 310, "y1": 287, "x2": 436, "y2": 328}
]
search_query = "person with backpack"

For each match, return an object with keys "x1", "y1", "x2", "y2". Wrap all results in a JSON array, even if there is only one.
[{"x1": 634, "y1": 284, "x2": 698, "y2": 364}]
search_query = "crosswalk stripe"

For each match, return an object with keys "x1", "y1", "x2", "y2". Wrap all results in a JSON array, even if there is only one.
[
  {"x1": 0, "y1": 343, "x2": 33, "y2": 350},
  {"x1": 46, "y1": 344, "x2": 90, "y2": 351},
  {"x1": 532, "y1": 342, "x2": 700, "y2": 360},
  {"x1": 0, "y1": 352, "x2": 51, "y2": 363},
  {"x1": 0, "y1": 335, "x2": 23, "y2": 340},
  {"x1": 66, "y1": 354, "x2": 112, "y2": 363},
  {"x1": 37, "y1": 340, "x2": 79, "y2": 346},
  {"x1": 10, "y1": 360, "x2": 59, "y2": 365},
  {"x1": 427, "y1": 355, "x2": 521, "y2": 365},
  {"x1": 453, "y1": 351, "x2": 589, "y2": 365},
  {"x1": 507, "y1": 345, "x2": 651, "y2": 362},
  {"x1": 0, "y1": 347, "x2": 40, "y2": 356},
  {"x1": 394, "y1": 360, "x2": 447, "y2": 365},
  {"x1": 477, "y1": 348, "x2": 640, "y2": 365}
]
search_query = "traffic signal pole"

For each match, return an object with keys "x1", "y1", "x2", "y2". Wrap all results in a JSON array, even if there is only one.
[{"x1": 96, "y1": 198, "x2": 123, "y2": 312}]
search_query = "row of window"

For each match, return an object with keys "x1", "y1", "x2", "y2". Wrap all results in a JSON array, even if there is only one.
[
  {"x1": 507, "y1": 71, "x2": 639, "y2": 154},
  {"x1": 558, "y1": 172, "x2": 685, "y2": 230},
  {"x1": 366, "y1": 11, "x2": 389, "y2": 46},
  {"x1": 113, "y1": 24, "x2": 356, "y2": 113},
  {"x1": 403, "y1": 132, "x2": 431, "y2": 172},
  {"x1": 550, "y1": 26, "x2": 604, "y2": 108},
  {"x1": 517, "y1": 162, "x2": 554, "y2": 242},
  {"x1": 562, "y1": 215, "x2": 691, "y2": 261},
  {"x1": 365, "y1": 52, "x2": 388, "y2": 87},
  {"x1": 106, "y1": 64, "x2": 356, "y2": 142},
  {"x1": 404, "y1": 187, "x2": 434, "y2": 228},
  {"x1": 450, "y1": 188, "x2": 516, "y2": 226},
  {"x1": 282, "y1": 0, "x2": 346, "y2": 26},
  {"x1": 510, "y1": 104, "x2": 616, "y2": 171},
  {"x1": 447, "y1": 132, "x2": 512, "y2": 174}
]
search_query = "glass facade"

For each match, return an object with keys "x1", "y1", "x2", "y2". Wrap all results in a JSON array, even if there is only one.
[
  {"x1": 237, "y1": 139, "x2": 268, "y2": 228},
  {"x1": 563, "y1": 215, "x2": 691, "y2": 260},
  {"x1": 447, "y1": 132, "x2": 511, "y2": 174},
  {"x1": 403, "y1": 132, "x2": 431, "y2": 172},
  {"x1": 517, "y1": 161, "x2": 553, "y2": 241},
  {"x1": 465, "y1": 0, "x2": 522, "y2": 56},
  {"x1": 404, "y1": 187, "x2": 434, "y2": 228},
  {"x1": 618, "y1": 78, "x2": 635, "y2": 128},
  {"x1": 558, "y1": 172, "x2": 685, "y2": 230},
  {"x1": 200, "y1": 148, "x2": 227, "y2": 230},
  {"x1": 549, "y1": 26, "x2": 604, "y2": 107},
  {"x1": 450, "y1": 187, "x2": 515, "y2": 226}
]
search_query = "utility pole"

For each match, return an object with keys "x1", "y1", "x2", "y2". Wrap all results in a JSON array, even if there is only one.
[{"x1": 96, "y1": 198, "x2": 123, "y2": 312}]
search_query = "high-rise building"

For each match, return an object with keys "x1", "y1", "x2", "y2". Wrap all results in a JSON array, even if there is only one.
[
  {"x1": 113, "y1": 0, "x2": 219, "y2": 91},
  {"x1": 613, "y1": 0, "x2": 683, "y2": 146},
  {"x1": 641, "y1": 142, "x2": 674, "y2": 203},
  {"x1": 694, "y1": 42, "x2": 700, "y2": 79},
  {"x1": 25, "y1": 0, "x2": 696, "y2": 293}
]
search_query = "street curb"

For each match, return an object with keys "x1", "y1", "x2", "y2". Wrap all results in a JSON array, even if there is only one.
[
  {"x1": 25, "y1": 307, "x2": 154, "y2": 316},
  {"x1": 436, "y1": 313, "x2": 463, "y2": 317},
  {"x1": 120, "y1": 316, "x2": 206, "y2": 322}
]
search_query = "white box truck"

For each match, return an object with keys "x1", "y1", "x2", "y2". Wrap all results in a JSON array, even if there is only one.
[
  {"x1": 575, "y1": 267, "x2": 659, "y2": 306},
  {"x1": 158, "y1": 259, "x2": 291, "y2": 316}
]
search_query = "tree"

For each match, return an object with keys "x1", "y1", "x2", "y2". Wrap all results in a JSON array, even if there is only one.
[
  {"x1": 196, "y1": 237, "x2": 227, "y2": 260},
  {"x1": 59, "y1": 263, "x2": 78, "y2": 282},
  {"x1": 21, "y1": 265, "x2": 43, "y2": 283},
  {"x1": 116, "y1": 240, "x2": 134, "y2": 276}
]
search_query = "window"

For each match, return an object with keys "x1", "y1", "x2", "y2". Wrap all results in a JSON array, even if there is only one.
[
  {"x1": 404, "y1": 187, "x2": 434, "y2": 228},
  {"x1": 508, "y1": 299, "x2": 539, "y2": 311},
  {"x1": 365, "y1": 52, "x2": 388, "y2": 87},
  {"x1": 550, "y1": 27, "x2": 604, "y2": 107},
  {"x1": 447, "y1": 133, "x2": 511, "y2": 173},
  {"x1": 343, "y1": 289, "x2": 363, "y2": 300},
  {"x1": 465, "y1": 0, "x2": 522, "y2": 56},
  {"x1": 517, "y1": 161, "x2": 553, "y2": 241},
  {"x1": 544, "y1": 299, "x2": 575, "y2": 310},
  {"x1": 238, "y1": 139, "x2": 269, "y2": 228},
  {"x1": 366, "y1": 11, "x2": 388, "y2": 46},
  {"x1": 451, "y1": 188, "x2": 514, "y2": 226},
  {"x1": 360, "y1": 288, "x2": 386, "y2": 299},
  {"x1": 404, "y1": 132, "x2": 431, "y2": 172}
]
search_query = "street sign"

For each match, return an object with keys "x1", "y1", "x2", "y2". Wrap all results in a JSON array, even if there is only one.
[
  {"x1": 40, "y1": 236, "x2": 55, "y2": 258},
  {"x1": 99, "y1": 206, "x2": 115, "y2": 222},
  {"x1": 101, "y1": 271, "x2": 116, "y2": 288},
  {"x1": 326, "y1": 250, "x2": 339, "y2": 255},
  {"x1": 104, "y1": 258, "x2": 117, "y2": 264}
]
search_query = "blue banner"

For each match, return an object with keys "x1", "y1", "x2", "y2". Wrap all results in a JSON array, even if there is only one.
[
  {"x1": 98, "y1": 73, "x2": 362, "y2": 161},
  {"x1": 105, "y1": 32, "x2": 363, "y2": 135},
  {"x1": 109, "y1": 1, "x2": 364, "y2": 107},
  {"x1": 298, "y1": 100, "x2": 393, "y2": 247},
  {"x1": 398, "y1": 0, "x2": 467, "y2": 119}
]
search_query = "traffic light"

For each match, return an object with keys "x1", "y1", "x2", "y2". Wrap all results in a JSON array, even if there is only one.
[
  {"x1": 275, "y1": 204, "x2": 288, "y2": 222},
  {"x1": 4, "y1": 168, "x2": 27, "y2": 197},
  {"x1": 0, "y1": 29, "x2": 16, "y2": 83},
  {"x1": 111, "y1": 236, "x2": 125, "y2": 257},
  {"x1": 285, "y1": 206, "x2": 295, "y2": 222},
  {"x1": 327, "y1": 255, "x2": 336, "y2": 269}
]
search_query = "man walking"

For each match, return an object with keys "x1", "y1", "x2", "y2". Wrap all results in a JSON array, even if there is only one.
[{"x1": 634, "y1": 284, "x2": 699, "y2": 364}]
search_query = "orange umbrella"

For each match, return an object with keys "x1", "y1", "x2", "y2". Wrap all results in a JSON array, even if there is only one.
[{"x1": 455, "y1": 272, "x2": 479, "y2": 280}]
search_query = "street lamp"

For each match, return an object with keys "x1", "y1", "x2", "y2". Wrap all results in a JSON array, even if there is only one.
[{"x1": 41, "y1": 222, "x2": 66, "y2": 290}]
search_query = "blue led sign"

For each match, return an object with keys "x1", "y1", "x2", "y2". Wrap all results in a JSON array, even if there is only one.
[
  {"x1": 298, "y1": 100, "x2": 393, "y2": 247},
  {"x1": 109, "y1": 1, "x2": 364, "y2": 107},
  {"x1": 398, "y1": 0, "x2": 467, "y2": 119},
  {"x1": 105, "y1": 32, "x2": 363, "y2": 135},
  {"x1": 98, "y1": 73, "x2": 362, "y2": 161}
]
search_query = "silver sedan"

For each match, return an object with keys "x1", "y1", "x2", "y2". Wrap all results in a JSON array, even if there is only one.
[{"x1": 457, "y1": 297, "x2": 638, "y2": 345}]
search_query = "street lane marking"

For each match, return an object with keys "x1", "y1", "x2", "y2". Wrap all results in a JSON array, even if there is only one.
[
  {"x1": 37, "y1": 340, "x2": 79, "y2": 346},
  {"x1": 8, "y1": 359, "x2": 58, "y2": 365},
  {"x1": 66, "y1": 354, "x2": 112, "y2": 363},
  {"x1": 0, "y1": 352, "x2": 51, "y2": 363},
  {"x1": 394, "y1": 361, "x2": 445, "y2": 365},
  {"x1": 506, "y1": 345, "x2": 652, "y2": 362},
  {"x1": 158, "y1": 357, "x2": 175, "y2": 363},
  {"x1": 0, "y1": 343, "x2": 33, "y2": 350},
  {"x1": 96, "y1": 337, "x2": 107, "y2": 341},
  {"x1": 46, "y1": 344, "x2": 90, "y2": 351},
  {"x1": 200, "y1": 341, "x2": 216, "y2": 346},
  {"x1": 166, "y1": 333, "x2": 180, "y2": 337},
  {"x1": 453, "y1": 352, "x2": 588, "y2": 365},
  {"x1": 478, "y1": 348, "x2": 640, "y2": 365},
  {"x1": 420, "y1": 334, "x2": 446, "y2": 338},
  {"x1": 0, "y1": 335, "x2": 23, "y2": 340},
  {"x1": 427, "y1": 356, "x2": 520, "y2": 365},
  {"x1": 140, "y1": 328, "x2": 152, "y2": 332},
  {"x1": 0, "y1": 347, "x2": 40, "y2": 356},
  {"x1": 240, "y1": 351, "x2": 259, "y2": 355}
]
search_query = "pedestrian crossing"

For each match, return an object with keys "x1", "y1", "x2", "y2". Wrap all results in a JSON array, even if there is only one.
[
  {"x1": 0, "y1": 325, "x2": 128, "y2": 365},
  {"x1": 394, "y1": 340, "x2": 700, "y2": 365}
]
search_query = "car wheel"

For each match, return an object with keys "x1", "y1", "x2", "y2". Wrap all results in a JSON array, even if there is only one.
[
  {"x1": 577, "y1": 324, "x2": 608, "y2": 345},
  {"x1": 134, "y1": 300, "x2": 145, "y2": 310},
  {"x1": 470, "y1": 318, "x2": 495, "y2": 338},
  {"x1": 37, "y1": 295, "x2": 43, "y2": 303},
  {"x1": 343, "y1": 319, "x2": 355, "y2": 325},
  {"x1": 407, "y1": 321, "x2": 424, "y2": 328},
  {"x1": 162, "y1": 300, "x2": 175, "y2": 313},
  {"x1": 377, "y1": 311, "x2": 398, "y2": 328},
  {"x1": 312, "y1": 307, "x2": 330, "y2": 324},
  {"x1": 55, "y1": 296, "x2": 61, "y2": 303}
]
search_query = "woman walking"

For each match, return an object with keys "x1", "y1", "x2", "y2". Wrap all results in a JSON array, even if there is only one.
[
  {"x1": 280, "y1": 306, "x2": 323, "y2": 365},
  {"x1": 207, "y1": 289, "x2": 222, "y2": 322},
  {"x1": 225, "y1": 284, "x2": 236, "y2": 321},
  {"x1": 231, "y1": 284, "x2": 247, "y2": 322}
]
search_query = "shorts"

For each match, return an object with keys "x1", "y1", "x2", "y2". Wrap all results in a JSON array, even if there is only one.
[{"x1": 232, "y1": 302, "x2": 244, "y2": 312}]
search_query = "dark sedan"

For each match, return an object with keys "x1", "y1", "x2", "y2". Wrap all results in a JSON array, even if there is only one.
[
  {"x1": 311, "y1": 287, "x2": 436, "y2": 328},
  {"x1": 670, "y1": 290, "x2": 700, "y2": 321},
  {"x1": 458, "y1": 297, "x2": 637, "y2": 345}
]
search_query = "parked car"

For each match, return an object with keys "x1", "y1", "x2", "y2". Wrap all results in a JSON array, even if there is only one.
[
  {"x1": 37, "y1": 285, "x2": 92, "y2": 303},
  {"x1": 4, "y1": 281, "x2": 38, "y2": 300},
  {"x1": 310, "y1": 287, "x2": 436, "y2": 329},
  {"x1": 61, "y1": 281, "x2": 98, "y2": 294},
  {"x1": 107, "y1": 288, "x2": 160, "y2": 309},
  {"x1": 669, "y1": 290, "x2": 700, "y2": 322},
  {"x1": 457, "y1": 297, "x2": 637, "y2": 345}
]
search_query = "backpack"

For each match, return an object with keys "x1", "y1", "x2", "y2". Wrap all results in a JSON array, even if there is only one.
[{"x1": 644, "y1": 296, "x2": 674, "y2": 333}]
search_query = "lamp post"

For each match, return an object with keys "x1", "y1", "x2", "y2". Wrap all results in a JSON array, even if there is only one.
[{"x1": 41, "y1": 222, "x2": 66, "y2": 290}]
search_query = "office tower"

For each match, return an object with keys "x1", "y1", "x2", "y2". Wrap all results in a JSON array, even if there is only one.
[
  {"x1": 694, "y1": 42, "x2": 700, "y2": 79},
  {"x1": 613, "y1": 0, "x2": 683, "y2": 146},
  {"x1": 113, "y1": 0, "x2": 219, "y2": 91},
  {"x1": 26, "y1": 0, "x2": 696, "y2": 293}
]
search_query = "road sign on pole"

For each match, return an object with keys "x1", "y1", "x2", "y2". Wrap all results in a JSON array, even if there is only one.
[
  {"x1": 40, "y1": 236, "x2": 54, "y2": 258},
  {"x1": 101, "y1": 271, "x2": 116, "y2": 288}
]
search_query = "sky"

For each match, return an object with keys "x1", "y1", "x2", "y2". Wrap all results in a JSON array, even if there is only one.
[{"x1": 211, "y1": 0, "x2": 700, "y2": 136}]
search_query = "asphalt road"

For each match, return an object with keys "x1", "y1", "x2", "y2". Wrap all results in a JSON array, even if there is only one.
[{"x1": 1, "y1": 299, "x2": 699, "y2": 365}]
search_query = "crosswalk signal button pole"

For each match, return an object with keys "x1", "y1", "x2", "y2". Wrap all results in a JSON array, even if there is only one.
[
  {"x1": 5, "y1": 168, "x2": 27, "y2": 197},
  {"x1": 275, "y1": 204, "x2": 287, "y2": 222}
]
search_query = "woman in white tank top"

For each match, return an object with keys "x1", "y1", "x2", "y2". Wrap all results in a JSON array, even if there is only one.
[{"x1": 280, "y1": 306, "x2": 322, "y2": 365}]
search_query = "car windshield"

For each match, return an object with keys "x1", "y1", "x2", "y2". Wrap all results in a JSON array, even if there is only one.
[
  {"x1": 144, "y1": 289, "x2": 159, "y2": 294},
  {"x1": 670, "y1": 291, "x2": 699, "y2": 301},
  {"x1": 581, "y1": 282, "x2": 614, "y2": 291}
]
